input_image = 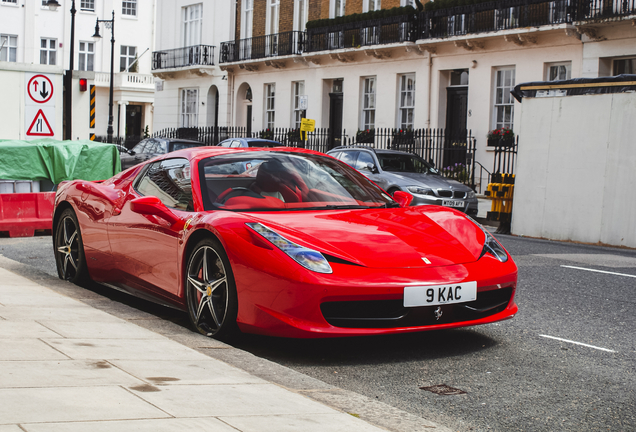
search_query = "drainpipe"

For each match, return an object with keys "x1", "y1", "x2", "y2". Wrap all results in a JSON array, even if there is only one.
[{"x1": 426, "y1": 50, "x2": 433, "y2": 128}]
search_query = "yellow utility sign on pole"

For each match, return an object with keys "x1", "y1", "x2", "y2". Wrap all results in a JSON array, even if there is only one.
[{"x1": 300, "y1": 118, "x2": 315, "y2": 141}]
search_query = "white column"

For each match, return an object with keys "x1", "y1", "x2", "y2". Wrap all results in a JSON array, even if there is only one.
[{"x1": 118, "y1": 101, "x2": 128, "y2": 139}]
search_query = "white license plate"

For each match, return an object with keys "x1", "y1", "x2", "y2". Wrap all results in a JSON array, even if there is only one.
[
  {"x1": 443, "y1": 200, "x2": 464, "y2": 208},
  {"x1": 403, "y1": 281, "x2": 477, "y2": 307}
]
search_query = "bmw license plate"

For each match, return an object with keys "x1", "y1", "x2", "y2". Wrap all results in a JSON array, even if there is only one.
[
  {"x1": 443, "y1": 200, "x2": 464, "y2": 208},
  {"x1": 403, "y1": 281, "x2": 477, "y2": 307}
]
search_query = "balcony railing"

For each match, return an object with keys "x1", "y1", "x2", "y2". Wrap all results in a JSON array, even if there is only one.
[
  {"x1": 220, "y1": 31, "x2": 305, "y2": 63},
  {"x1": 306, "y1": 14, "x2": 416, "y2": 52},
  {"x1": 152, "y1": 45, "x2": 215, "y2": 70},
  {"x1": 217, "y1": 0, "x2": 635, "y2": 61},
  {"x1": 94, "y1": 72, "x2": 154, "y2": 90}
]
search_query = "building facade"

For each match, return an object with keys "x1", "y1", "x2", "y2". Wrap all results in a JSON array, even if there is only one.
[{"x1": 0, "y1": 0, "x2": 156, "y2": 141}]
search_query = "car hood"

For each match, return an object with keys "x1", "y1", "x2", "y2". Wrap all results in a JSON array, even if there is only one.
[
  {"x1": 382, "y1": 172, "x2": 471, "y2": 191},
  {"x1": 245, "y1": 206, "x2": 485, "y2": 269}
]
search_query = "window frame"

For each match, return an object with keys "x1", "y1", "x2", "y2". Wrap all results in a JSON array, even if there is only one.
[
  {"x1": 78, "y1": 41, "x2": 94, "y2": 71},
  {"x1": 40, "y1": 38, "x2": 57, "y2": 65},
  {"x1": 182, "y1": 3, "x2": 203, "y2": 47},
  {"x1": 266, "y1": 0, "x2": 280, "y2": 36},
  {"x1": 293, "y1": 0, "x2": 309, "y2": 32},
  {"x1": 330, "y1": 0, "x2": 346, "y2": 18},
  {"x1": 0, "y1": 34, "x2": 17, "y2": 62},
  {"x1": 492, "y1": 67, "x2": 516, "y2": 131},
  {"x1": 546, "y1": 62, "x2": 571, "y2": 81},
  {"x1": 119, "y1": 45, "x2": 137, "y2": 72},
  {"x1": 360, "y1": 77, "x2": 376, "y2": 131},
  {"x1": 80, "y1": 0, "x2": 94, "y2": 11},
  {"x1": 363, "y1": 0, "x2": 381, "y2": 12},
  {"x1": 612, "y1": 57, "x2": 636, "y2": 75},
  {"x1": 264, "y1": 83, "x2": 276, "y2": 130},
  {"x1": 397, "y1": 74, "x2": 415, "y2": 130},
  {"x1": 241, "y1": 0, "x2": 254, "y2": 39},
  {"x1": 180, "y1": 88, "x2": 199, "y2": 128},
  {"x1": 122, "y1": 0, "x2": 137, "y2": 16},
  {"x1": 292, "y1": 81, "x2": 305, "y2": 129}
]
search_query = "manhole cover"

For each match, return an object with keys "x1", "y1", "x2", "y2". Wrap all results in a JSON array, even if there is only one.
[{"x1": 420, "y1": 384, "x2": 466, "y2": 395}]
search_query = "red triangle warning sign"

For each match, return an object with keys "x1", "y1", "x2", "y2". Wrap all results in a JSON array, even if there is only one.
[{"x1": 26, "y1": 109, "x2": 54, "y2": 136}]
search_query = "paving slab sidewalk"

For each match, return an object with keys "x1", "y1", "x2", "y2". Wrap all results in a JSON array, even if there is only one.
[{"x1": 0, "y1": 260, "x2": 453, "y2": 432}]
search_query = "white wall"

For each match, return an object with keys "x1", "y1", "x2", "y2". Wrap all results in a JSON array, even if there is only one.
[{"x1": 512, "y1": 92, "x2": 636, "y2": 248}]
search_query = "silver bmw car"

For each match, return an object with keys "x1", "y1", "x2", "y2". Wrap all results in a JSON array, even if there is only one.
[{"x1": 327, "y1": 146, "x2": 478, "y2": 217}]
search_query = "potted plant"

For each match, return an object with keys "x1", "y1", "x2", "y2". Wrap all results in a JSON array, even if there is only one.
[
  {"x1": 356, "y1": 129, "x2": 375, "y2": 144},
  {"x1": 392, "y1": 128, "x2": 415, "y2": 147},
  {"x1": 259, "y1": 128, "x2": 274, "y2": 140},
  {"x1": 487, "y1": 127, "x2": 514, "y2": 147}
]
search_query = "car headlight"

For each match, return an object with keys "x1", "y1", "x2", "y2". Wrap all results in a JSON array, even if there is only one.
[
  {"x1": 246, "y1": 223, "x2": 333, "y2": 274},
  {"x1": 467, "y1": 191, "x2": 476, "y2": 199},
  {"x1": 465, "y1": 216, "x2": 508, "y2": 262},
  {"x1": 407, "y1": 186, "x2": 434, "y2": 196}
]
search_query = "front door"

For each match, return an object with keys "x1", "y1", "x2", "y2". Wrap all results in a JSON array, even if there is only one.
[
  {"x1": 246, "y1": 105, "x2": 252, "y2": 136},
  {"x1": 126, "y1": 105, "x2": 142, "y2": 138},
  {"x1": 444, "y1": 87, "x2": 468, "y2": 167},
  {"x1": 328, "y1": 93, "x2": 343, "y2": 149}
]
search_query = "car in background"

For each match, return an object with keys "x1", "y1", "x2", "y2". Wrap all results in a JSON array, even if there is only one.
[
  {"x1": 120, "y1": 138, "x2": 205, "y2": 170},
  {"x1": 327, "y1": 146, "x2": 478, "y2": 217},
  {"x1": 217, "y1": 138, "x2": 282, "y2": 148}
]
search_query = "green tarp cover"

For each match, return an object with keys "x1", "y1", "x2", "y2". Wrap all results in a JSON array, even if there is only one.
[{"x1": 0, "y1": 139, "x2": 121, "y2": 184}]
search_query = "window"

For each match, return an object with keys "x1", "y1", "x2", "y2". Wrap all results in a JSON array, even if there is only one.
[
  {"x1": 398, "y1": 74, "x2": 415, "y2": 130},
  {"x1": 120, "y1": 45, "x2": 136, "y2": 72},
  {"x1": 267, "y1": 0, "x2": 280, "y2": 35},
  {"x1": 361, "y1": 77, "x2": 376, "y2": 130},
  {"x1": 80, "y1": 0, "x2": 94, "y2": 11},
  {"x1": 122, "y1": 0, "x2": 136, "y2": 16},
  {"x1": 2, "y1": 0, "x2": 18, "y2": 4},
  {"x1": 493, "y1": 67, "x2": 515, "y2": 130},
  {"x1": 401, "y1": 0, "x2": 416, "y2": 6},
  {"x1": 265, "y1": 84, "x2": 276, "y2": 130},
  {"x1": 183, "y1": 4, "x2": 202, "y2": 47},
  {"x1": 0, "y1": 35, "x2": 17, "y2": 62},
  {"x1": 40, "y1": 38, "x2": 56, "y2": 65},
  {"x1": 79, "y1": 41, "x2": 94, "y2": 71},
  {"x1": 613, "y1": 58, "x2": 636, "y2": 75},
  {"x1": 293, "y1": 0, "x2": 309, "y2": 31},
  {"x1": 241, "y1": 0, "x2": 253, "y2": 39},
  {"x1": 136, "y1": 158, "x2": 193, "y2": 211},
  {"x1": 180, "y1": 88, "x2": 199, "y2": 127},
  {"x1": 363, "y1": 0, "x2": 381, "y2": 12},
  {"x1": 546, "y1": 62, "x2": 571, "y2": 81},
  {"x1": 292, "y1": 81, "x2": 305, "y2": 129},
  {"x1": 331, "y1": 0, "x2": 346, "y2": 18},
  {"x1": 355, "y1": 151, "x2": 375, "y2": 172}
]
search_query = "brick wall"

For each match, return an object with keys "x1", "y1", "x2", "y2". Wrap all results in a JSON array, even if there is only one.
[
  {"x1": 309, "y1": 0, "x2": 323, "y2": 20},
  {"x1": 280, "y1": 0, "x2": 294, "y2": 32},
  {"x1": 346, "y1": 0, "x2": 363, "y2": 14},
  {"x1": 236, "y1": 0, "x2": 242, "y2": 40},
  {"x1": 253, "y1": 1, "x2": 266, "y2": 37},
  {"x1": 383, "y1": 0, "x2": 402, "y2": 8}
]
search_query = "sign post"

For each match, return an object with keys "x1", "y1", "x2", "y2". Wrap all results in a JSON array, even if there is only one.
[
  {"x1": 300, "y1": 118, "x2": 315, "y2": 144},
  {"x1": 25, "y1": 73, "x2": 56, "y2": 139}
]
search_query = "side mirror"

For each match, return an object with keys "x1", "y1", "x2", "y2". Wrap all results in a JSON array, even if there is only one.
[
  {"x1": 128, "y1": 150, "x2": 136, "y2": 156},
  {"x1": 130, "y1": 196, "x2": 178, "y2": 224},
  {"x1": 392, "y1": 190, "x2": 413, "y2": 208},
  {"x1": 367, "y1": 163, "x2": 379, "y2": 174}
]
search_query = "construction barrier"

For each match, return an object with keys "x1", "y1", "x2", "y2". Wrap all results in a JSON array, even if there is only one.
[
  {"x1": 0, "y1": 192, "x2": 55, "y2": 237},
  {"x1": 484, "y1": 173, "x2": 515, "y2": 234}
]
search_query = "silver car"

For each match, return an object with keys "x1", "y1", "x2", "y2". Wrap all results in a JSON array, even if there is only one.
[{"x1": 327, "y1": 147, "x2": 478, "y2": 216}]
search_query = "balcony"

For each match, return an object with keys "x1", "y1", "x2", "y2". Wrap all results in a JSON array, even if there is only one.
[
  {"x1": 94, "y1": 72, "x2": 155, "y2": 91},
  {"x1": 220, "y1": 31, "x2": 305, "y2": 64},
  {"x1": 151, "y1": 45, "x2": 215, "y2": 70},
  {"x1": 306, "y1": 14, "x2": 416, "y2": 52}
]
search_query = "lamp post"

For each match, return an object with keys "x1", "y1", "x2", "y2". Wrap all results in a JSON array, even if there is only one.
[
  {"x1": 47, "y1": 0, "x2": 75, "y2": 140},
  {"x1": 93, "y1": 11, "x2": 115, "y2": 143}
]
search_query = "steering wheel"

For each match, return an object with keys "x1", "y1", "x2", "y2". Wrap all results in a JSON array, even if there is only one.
[{"x1": 215, "y1": 187, "x2": 263, "y2": 204}]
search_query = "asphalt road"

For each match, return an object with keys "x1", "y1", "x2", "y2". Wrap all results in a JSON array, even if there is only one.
[{"x1": 0, "y1": 233, "x2": 634, "y2": 431}]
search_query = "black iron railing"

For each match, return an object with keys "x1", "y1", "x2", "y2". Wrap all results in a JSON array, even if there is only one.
[
  {"x1": 152, "y1": 126, "x2": 479, "y2": 188},
  {"x1": 219, "y1": 31, "x2": 305, "y2": 63},
  {"x1": 152, "y1": 45, "x2": 215, "y2": 70},
  {"x1": 306, "y1": 14, "x2": 416, "y2": 52}
]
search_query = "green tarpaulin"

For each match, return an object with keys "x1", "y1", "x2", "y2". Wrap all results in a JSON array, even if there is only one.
[{"x1": 0, "y1": 139, "x2": 121, "y2": 184}]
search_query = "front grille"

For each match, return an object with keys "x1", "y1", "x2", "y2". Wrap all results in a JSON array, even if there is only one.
[
  {"x1": 437, "y1": 189, "x2": 452, "y2": 198},
  {"x1": 321, "y1": 287, "x2": 513, "y2": 329},
  {"x1": 454, "y1": 191, "x2": 467, "y2": 199}
]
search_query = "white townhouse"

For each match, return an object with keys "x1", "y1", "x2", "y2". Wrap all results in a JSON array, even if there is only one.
[{"x1": 0, "y1": 0, "x2": 156, "y2": 141}]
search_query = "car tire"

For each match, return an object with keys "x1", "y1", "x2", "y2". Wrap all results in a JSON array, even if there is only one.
[
  {"x1": 185, "y1": 237, "x2": 239, "y2": 340},
  {"x1": 54, "y1": 208, "x2": 90, "y2": 284}
]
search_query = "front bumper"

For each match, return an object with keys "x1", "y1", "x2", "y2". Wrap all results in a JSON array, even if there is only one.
[{"x1": 409, "y1": 193, "x2": 478, "y2": 216}]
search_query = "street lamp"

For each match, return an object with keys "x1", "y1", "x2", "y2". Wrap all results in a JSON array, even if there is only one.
[
  {"x1": 93, "y1": 11, "x2": 115, "y2": 144},
  {"x1": 47, "y1": 0, "x2": 76, "y2": 140}
]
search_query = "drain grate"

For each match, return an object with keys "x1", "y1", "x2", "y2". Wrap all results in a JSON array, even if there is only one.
[{"x1": 420, "y1": 384, "x2": 466, "y2": 395}]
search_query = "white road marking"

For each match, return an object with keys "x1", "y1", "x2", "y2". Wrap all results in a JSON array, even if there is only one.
[
  {"x1": 560, "y1": 265, "x2": 636, "y2": 278},
  {"x1": 540, "y1": 334, "x2": 616, "y2": 353}
]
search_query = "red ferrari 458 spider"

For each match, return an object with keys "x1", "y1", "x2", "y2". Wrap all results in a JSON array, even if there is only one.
[{"x1": 53, "y1": 147, "x2": 517, "y2": 339}]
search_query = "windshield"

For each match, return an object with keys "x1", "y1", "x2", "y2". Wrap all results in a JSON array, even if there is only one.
[
  {"x1": 377, "y1": 153, "x2": 438, "y2": 174},
  {"x1": 198, "y1": 152, "x2": 396, "y2": 211}
]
